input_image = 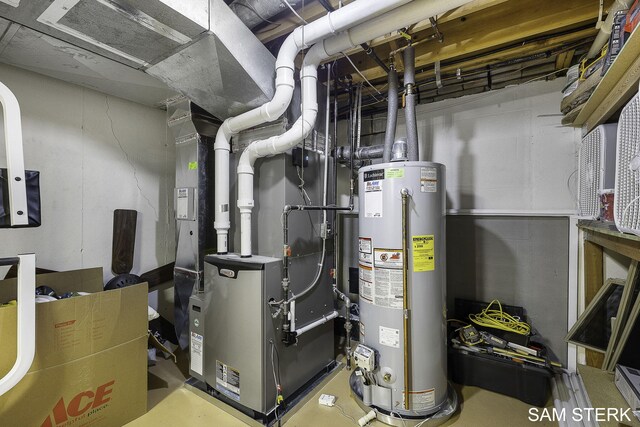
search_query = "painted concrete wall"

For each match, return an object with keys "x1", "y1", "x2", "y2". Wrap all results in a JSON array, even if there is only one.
[
  {"x1": 339, "y1": 78, "x2": 581, "y2": 211},
  {"x1": 0, "y1": 63, "x2": 175, "y2": 284}
]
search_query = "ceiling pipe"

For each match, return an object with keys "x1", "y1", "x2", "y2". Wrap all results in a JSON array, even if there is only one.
[
  {"x1": 317, "y1": 0, "x2": 390, "y2": 74},
  {"x1": 237, "y1": 0, "x2": 474, "y2": 257},
  {"x1": 213, "y1": 0, "x2": 415, "y2": 254},
  {"x1": 586, "y1": 0, "x2": 633, "y2": 59}
]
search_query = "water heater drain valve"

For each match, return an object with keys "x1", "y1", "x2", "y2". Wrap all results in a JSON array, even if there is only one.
[{"x1": 354, "y1": 344, "x2": 375, "y2": 371}]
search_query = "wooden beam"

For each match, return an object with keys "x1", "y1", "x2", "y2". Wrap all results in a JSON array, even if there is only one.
[
  {"x1": 585, "y1": 230, "x2": 640, "y2": 263},
  {"x1": 341, "y1": 27, "x2": 595, "y2": 91},
  {"x1": 415, "y1": 29, "x2": 595, "y2": 84},
  {"x1": 583, "y1": 240, "x2": 604, "y2": 368},
  {"x1": 341, "y1": 0, "x2": 511, "y2": 55},
  {"x1": 337, "y1": 0, "x2": 604, "y2": 83},
  {"x1": 556, "y1": 49, "x2": 576, "y2": 70},
  {"x1": 257, "y1": 0, "x2": 511, "y2": 46}
]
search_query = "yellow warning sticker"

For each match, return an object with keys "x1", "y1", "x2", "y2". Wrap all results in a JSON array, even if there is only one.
[
  {"x1": 188, "y1": 161, "x2": 198, "y2": 170},
  {"x1": 412, "y1": 235, "x2": 435, "y2": 272},
  {"x1": 385, "y1": 168, "x2": 404, "y2": 179}
]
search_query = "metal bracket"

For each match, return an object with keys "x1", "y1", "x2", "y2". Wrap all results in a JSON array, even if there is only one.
[{"x1": 435, "y1": 61, "x2": 443, "y2": 89}]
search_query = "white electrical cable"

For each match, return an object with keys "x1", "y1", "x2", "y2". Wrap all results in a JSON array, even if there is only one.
[
  {"x1": 342, "y1": 53, "x2": 383, "y2": 97},
  {"x1": 281, "y1": 0, "x2": 308, "y2": 24}
]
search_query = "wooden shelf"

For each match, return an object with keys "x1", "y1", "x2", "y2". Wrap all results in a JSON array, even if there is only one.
[{"x1": 567, "y1": 26, "x2": 640, "y2": 133}]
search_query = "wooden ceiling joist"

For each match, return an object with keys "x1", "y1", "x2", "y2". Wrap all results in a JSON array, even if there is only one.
[{"x1": 335, "y1": 0, "x2": 607, "y2": 83}]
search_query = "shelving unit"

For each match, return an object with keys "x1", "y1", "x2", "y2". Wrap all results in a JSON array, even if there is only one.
[{"x1": 566, "y1": 27, "x2": 640, "y2": 134}]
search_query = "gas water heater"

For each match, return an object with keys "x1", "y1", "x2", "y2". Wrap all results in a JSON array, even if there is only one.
[{"x1": 350, "y1": 161, "x2": 454, "y2": 424}]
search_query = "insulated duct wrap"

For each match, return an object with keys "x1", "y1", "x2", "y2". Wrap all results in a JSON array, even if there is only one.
[
  {"x1": 383, "y1": 69, "x2": 399, "y2": 163},
  {"x1": 404, "y1": 45, "x2": 419, "y2": 161}
]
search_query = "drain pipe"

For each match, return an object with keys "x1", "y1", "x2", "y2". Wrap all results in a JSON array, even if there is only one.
[
  {"x1": 214, "y1": 0, "x2": 415, "y2": 254},
  {"x1": 237, "y1": 0, "x2": 474, "y2": 257},
  {"x1": 404, "y1": 44, "x2": 419, "y2": 161},
  {"x1": 586, "y1": 0, "x2": 633, "y2": 59}
]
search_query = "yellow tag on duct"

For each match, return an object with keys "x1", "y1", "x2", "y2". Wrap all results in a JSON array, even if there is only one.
[{"x1": 188, "y1": 161, "x2": 198, "y2": 170}]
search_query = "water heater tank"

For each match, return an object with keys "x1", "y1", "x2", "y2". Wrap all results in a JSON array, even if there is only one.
[{"x1": 353, "y1": 161, "x2": 448, "y2": 419}]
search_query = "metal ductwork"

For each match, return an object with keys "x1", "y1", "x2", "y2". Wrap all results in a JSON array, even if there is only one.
[
  {"x1": 228, "y1": 0, "x2": 302, "y2": 30},
  {"x1": 0, "y1": 0, "x2": 276, "y2": 119}
]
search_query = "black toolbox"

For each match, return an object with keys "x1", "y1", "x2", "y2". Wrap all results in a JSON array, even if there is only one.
[{"x1": 449, "y1": 348, "x2": 551, "y2": 407}]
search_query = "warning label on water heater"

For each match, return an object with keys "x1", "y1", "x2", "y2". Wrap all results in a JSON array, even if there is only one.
[
  {"x1": 359, "y1": 237, "x2": 373, "y2": 264},
  {"x1": 364, "y1": 180, "x2": 383, "y2": 218},
  {"x1": 403, "y1": 389, "x2": 436, "y2": 410},
  {"x1": 373, "y1": 249, "x2": 404, "y2": 309},
  {"x1": 379, "y1": 325, "x2": 400, "y2": 348},
  {"x1": 359, "y1": 263, "x2": 374, "y2": 302},
  {"x1": 412, "y1": 235, "x2": 435, "y2": 272},
  {"x1": 420, "y1": 167, "x2": 438, "y2": 193}
]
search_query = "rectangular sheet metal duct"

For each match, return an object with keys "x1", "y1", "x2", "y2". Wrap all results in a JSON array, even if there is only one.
[{"x1": 0, "y1": 0, "x2": 275, "y2": 118}]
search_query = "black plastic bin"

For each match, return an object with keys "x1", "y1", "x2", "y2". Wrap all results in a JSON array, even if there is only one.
[{"x1": 449, "y1": 348, "x2": 551, "y2": 407}]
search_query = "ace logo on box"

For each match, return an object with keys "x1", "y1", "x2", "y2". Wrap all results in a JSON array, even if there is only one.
[{"x1": 40, "y1": 380, "x2": 115, "y2": 427}]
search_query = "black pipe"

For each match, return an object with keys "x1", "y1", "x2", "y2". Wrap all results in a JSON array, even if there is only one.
[
  {"x1": 383, "y1": 67, "x2": 399, "y2": 163},
  {"x1": 0, "y1": 257, "x2": 19, "y2": 267},
  {"x1": 404, "y1": 45, "x2": 419, "y2": 161}
]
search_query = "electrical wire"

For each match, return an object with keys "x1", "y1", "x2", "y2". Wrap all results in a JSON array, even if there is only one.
[
  {"x1": 334, "y1": 404, "x2": 358, "y2": 424},
  {"x1": 519, "y1": 67, "x2": 569, "y2": 86},
  {"x1": 468, "y1": 299, "x2": 531, "y2": 335},
  {"x1": 270, "y1": 340, "x2": 283, "y2": 425},
  {"x1": 296, "y1": 166, "x2": 313, "y2": 205},
  {"x1": 281, "y1": 0, "x2": 308, "y2": 24},
  {"x1": 342, "y1": 53, "x2": 383, "y2": 99}
]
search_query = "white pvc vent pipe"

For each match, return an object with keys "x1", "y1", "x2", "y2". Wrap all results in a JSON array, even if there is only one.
[
  {"x1": 0, "y1": 81, "x2": 28, "y2": 226},
  {"x1": 0, "y1": 254, "x2": 36, "y2": 396},
  {"x1": 237, "y1": 0, "x2": 474, "y2": 256},
  {"x1": 213, "y1": 0, "x2": 414, "y2": 254}
]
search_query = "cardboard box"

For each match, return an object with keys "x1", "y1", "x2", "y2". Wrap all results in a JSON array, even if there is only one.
[{"x1": 0, "y1": 268, "x2": 148, "y2": 427}]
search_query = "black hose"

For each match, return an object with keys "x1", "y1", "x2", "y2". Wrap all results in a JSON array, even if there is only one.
[
  {"x1": 404, "y1": 45, "x2": 419, "y2": 161},
  {"x1": 383, "y1": 69, "x2": 398, "y2": 163}
]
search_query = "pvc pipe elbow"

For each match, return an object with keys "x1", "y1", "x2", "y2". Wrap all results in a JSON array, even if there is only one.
[
  {"x1": 214, "y1": 123, "x2": 232, "y2": 150},
  {"x1": 277, "y1": 32, "x2": 301, "y2": 68},
  {"x1": 302, "y1": 43, "x2": 330, "y2": 70}
]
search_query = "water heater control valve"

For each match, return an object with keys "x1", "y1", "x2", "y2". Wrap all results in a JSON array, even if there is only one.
[{"x1": 354, "y1": 344, "x2": 376, "y2": 371}]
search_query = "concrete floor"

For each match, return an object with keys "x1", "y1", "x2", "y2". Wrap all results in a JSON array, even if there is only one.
[{"x1": 126, "y1": 350, "x2": 555, "y2": 427}]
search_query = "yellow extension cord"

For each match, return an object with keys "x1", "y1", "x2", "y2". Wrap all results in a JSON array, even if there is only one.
[{"x1": 468, "y1": 299, "x2": 531, "y2": 336}]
